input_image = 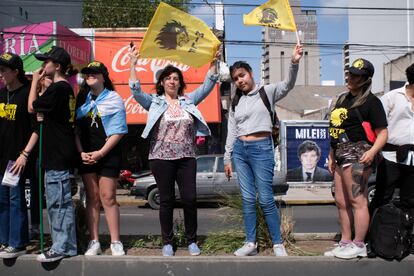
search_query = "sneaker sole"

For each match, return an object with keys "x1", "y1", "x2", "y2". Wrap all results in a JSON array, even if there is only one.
[
  {"x1": 234, "y1": 250, "x2": 258, "y2": 257},
  {"x1": 189, "y1": 251, "x2": 201, "y2": 256},
  {"x1": 85, "y1": 250, "x2": 102, "y2": 256},
  {"x1": 36, "y1": 256, "x2": 65, "y2": 263},
  {"x1": 0, "y1": 252, "x2": 25, "y2": 259},
  {"x1": 334, "y1": 253, "x2": 367, "y2": 259}
]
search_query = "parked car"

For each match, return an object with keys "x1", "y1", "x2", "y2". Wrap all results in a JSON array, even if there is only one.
[{"x1": 131, "y1": 155, "x2": 289, "y2": 209}]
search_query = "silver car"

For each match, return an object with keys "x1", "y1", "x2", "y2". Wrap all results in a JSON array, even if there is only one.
[{"x1": 130, "y1": 155, "x2": 289, "y2": 209}]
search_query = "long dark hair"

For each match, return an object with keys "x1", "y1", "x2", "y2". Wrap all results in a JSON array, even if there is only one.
[
  {"x1": 229, "y1": 61, "x2": 252, "y2": 112},
  {"x1": 335, "y1": 75, "x2": 372, "y2": 109},
  {"x1": 155, "y1": 65, "x2": 186, "y2": 96},
  {"x1": 17, "y1": 69, "x2": 30, "y2": 86},
  {"x1": 53, "y1": 62, "x2": 78, "y2": 77}
]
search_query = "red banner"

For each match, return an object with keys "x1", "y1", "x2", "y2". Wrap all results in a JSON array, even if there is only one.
[{"x1": 94, "y1": 31, "x2": 221, "y2": 124}]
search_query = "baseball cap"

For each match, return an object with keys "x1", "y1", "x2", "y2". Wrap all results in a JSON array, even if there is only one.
[
  {"x1": 349, "y1": 58, "x2": 374, "y2": 77},
  {"x1": 0, "y1": 52, "x2": 24, "y2": 72},
  {"x1": 35, "y1": 46, "x2": 71, "y2": 68},
  {"x1": 81, "y1": 61, "x2": 109, "y2": 76}
]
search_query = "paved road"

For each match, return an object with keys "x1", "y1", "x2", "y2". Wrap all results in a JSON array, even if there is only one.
[{"x1": 39, "y1": 204, "x2": 339, "y2": 235}]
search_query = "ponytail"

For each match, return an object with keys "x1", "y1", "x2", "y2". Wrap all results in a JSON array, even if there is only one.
[{"x1": 64, "y1": 64, "x2": 79, "y2": 77}]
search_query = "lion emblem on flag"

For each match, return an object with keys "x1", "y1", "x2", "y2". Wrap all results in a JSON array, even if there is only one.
[
  {"x1": 259, "y1": 8, "x2": 279, "y2": 24},
  {"x1": 155, "y1": 20, "x2": 190, "y2": 50}
]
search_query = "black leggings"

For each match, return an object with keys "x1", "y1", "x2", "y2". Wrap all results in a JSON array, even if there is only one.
[{"x1": 149, "y1": 158, "x2": 197, "y2": 245}]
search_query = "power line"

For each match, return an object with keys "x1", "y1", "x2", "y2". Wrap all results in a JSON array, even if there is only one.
[
  {"x1": 1, "y1": 1, "x2": 414, "y2": 11},
  {"x1": 2, "y1": 30, "x2": 413, "y2": 51}
]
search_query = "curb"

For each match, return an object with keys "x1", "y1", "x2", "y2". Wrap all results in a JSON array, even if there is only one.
[{"x1": 1, "y1": 254, "x2": 413, "y2": 276}]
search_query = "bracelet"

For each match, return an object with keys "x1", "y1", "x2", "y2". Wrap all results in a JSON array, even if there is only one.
[
  {"x1": 19, "y1": 153, "x2": 28, "y2": 161},
  {"x1": 20, "y1": 151, "x2": 29, "y2": 158}
]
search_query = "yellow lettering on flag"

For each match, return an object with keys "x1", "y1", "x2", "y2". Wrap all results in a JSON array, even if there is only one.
[
  {"x1": 243, "y1": 0, "x2": 297, "y2": 31},
  {"x1": 139, "y1": 2, "x2": 221, "y2": 68}
]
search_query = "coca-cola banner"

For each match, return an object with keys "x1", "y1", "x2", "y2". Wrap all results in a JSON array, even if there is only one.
[{"x1": 95, "y1": 31, "x2": 221, "y2": 124}]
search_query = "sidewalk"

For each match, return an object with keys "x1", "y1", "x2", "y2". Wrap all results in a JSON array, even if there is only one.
[{"x1": 113, "y1": 185, "x2": 335, "y2": 207}]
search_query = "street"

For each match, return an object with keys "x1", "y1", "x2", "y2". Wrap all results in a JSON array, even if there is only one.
[{"x1": 39, "y1": 204, "x2": 339, "y2": 235}]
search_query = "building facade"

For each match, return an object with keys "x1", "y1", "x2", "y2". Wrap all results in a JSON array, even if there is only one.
[{"x1": 347, "y1": 0, "x2": 414, "y2": 93}]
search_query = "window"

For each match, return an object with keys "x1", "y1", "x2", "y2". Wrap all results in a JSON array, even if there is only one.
[
  {"x1": 197, "y1": 157, "x2": 215, "y2": 173},
  {"x1": 216, "y1": 158, "x2": 224, "y2": 172}
]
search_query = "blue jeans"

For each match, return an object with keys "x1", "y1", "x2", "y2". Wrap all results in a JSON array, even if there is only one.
[
  {"x1": 0, "y1": 174, "x2": 29, "y2": 248},
  {"x1": 45, "y1": 170, "x2": 77, "y2": 256},
  {"x1": 232, "y1": 137, "x2": 282, "y2": 244}
]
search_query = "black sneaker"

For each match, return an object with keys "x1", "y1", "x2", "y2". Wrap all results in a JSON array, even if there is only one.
[
  {"x1": 0, "y1": 244, "x2": 7, "y2": 252},
  {"x1": 0, "y1": 246, "x2": 26, "y2": 259},
  {"x1": 36, "y1": 250, "x2": 65, "y2": 263}
]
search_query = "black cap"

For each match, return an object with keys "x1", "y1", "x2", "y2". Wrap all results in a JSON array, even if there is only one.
[
  {"x1": 81, "y1": 61, "x2": 109, "y2": 76},
  {"x1": 349, "y1": 58, "x2": 374, "y2": 77},
  {"x1": 0, "y1": 52, "x2": 24, "y2": 72},
  {"x1": 35, "y1": 46, "x2": 71, "y2": 68}
]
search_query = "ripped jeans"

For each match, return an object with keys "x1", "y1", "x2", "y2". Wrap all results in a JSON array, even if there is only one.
[{"x1": 45, "y1": 170, "x2": 77, "y2": 256}]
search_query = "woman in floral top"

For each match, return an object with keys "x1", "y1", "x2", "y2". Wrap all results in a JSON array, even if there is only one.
[{"x1": 129, "y1": 45, "x2": 220, "y2": 257}]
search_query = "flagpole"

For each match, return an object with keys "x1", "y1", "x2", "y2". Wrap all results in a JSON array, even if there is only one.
[{"x1": 295, "y1": 31, "x2": 301, "y2": 45}]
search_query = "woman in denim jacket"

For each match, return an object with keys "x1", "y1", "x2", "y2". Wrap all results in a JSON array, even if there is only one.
[{"x1": 129, "y1": 45, "x2": 220, "y2": 256}]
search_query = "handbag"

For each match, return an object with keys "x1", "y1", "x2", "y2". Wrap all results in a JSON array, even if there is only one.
[{"x1": 355, "y1": 108, "x2": 377, "y2": 144}]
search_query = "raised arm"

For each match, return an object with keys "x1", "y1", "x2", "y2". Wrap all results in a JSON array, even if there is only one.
[
  {"x1": 128, "y1": 45, "x2": 152, "y2": 111},
  {"x1": 266, "y1": 44, "x2": 303, "y2": 104},
  {"x1": 186, "y1": 48, "x2": 221, "y2": 105},
  {"x1": 28, "y1": 68, "x2": 44, "y2": 114}
]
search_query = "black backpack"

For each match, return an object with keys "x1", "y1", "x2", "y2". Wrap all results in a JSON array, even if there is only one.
[{"x1": 369, "y1": 203, "x2": 413, "y2": 260}]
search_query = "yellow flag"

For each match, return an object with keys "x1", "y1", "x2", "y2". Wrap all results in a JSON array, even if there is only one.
[
  {"x1": 243, "y1": 0, "x2": 297, "y2": 31},
  {"x1": 139, "y1": 2, "x2": 221, "y2": 68}
]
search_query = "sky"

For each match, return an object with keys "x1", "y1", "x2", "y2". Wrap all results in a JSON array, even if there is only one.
[{"x1": 190, "y1": 0, "x2": 349, "y2": 85}]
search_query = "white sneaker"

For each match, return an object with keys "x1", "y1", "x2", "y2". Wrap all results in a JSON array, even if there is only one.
[
  {"x1": 273, "y1": 243, "x2": 288, "y2": 256},
  {"x1": 234, "y1": 242, "x2": 257, "y2": 256},
  {"x1": 334, "y1": 242, "x2": 367, "y2": 259},
  {"x1": 85, "y1": 240, "x2": 102, "y2": 256},
  {"x1": 324, "y1": 242, "x2": 347, "y2": 257},
  {"x1": 110, "y1": 241, "x2": 125, "y2": 256}
]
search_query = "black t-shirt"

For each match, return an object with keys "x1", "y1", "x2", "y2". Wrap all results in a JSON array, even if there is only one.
[
  {"x1": 329, "y1": 92, "x2": 387, "y2": 146},
  {"x1": 75, "y1": 91, "x2": 122, "y2": 169},
  {"x1": 0, "y1": 84, "x2": 34, "y2": 172},
  {"x1": 32, "y1": 81, "x2": 77, "y2": 170}
]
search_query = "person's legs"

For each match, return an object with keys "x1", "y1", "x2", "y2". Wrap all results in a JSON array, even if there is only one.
[
  {"x1": 399, "y1": 164, "x2": 414, "y2": 209},
  {"x1": 232, "y1": 140, "x2": 257, "y2": 244},
  {"x1": 98, "y1": 176, "x2": 120, "y2": 243},
  {"x1": 82, "y1": 173, "x2": 100, "y2": 242},
  {"x1": 44, "y1": 170, "x2": 77, "y2": 256},
  {"x1": 7, "y1": 176, "x2": 29, "y2": 249},
  {"x1": 0, "y1": 175, "x2": 10, "y2": 247},
  {"x1": 175, "y1": 158, "x2": 197, "y2": 245},
  {"x1": 369, "y1": 158, "x2": 401, "y2": 215},
  {"x1": 149, "y1": 160, "x2": 177, "y2": 246},
  {"x1": 247, "y1": 138, "x2": 282, "y2": 245},
  {"x1": 333, "y1": 167, "x2": 354, "y2": 242},
  {"x1": 334, "y1": 164, "x2": 371, "y2": 259}
]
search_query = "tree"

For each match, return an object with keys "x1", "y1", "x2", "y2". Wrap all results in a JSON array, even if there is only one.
[{"x1": 83, "y1": 0, "x2": 190, "y2": 28}]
